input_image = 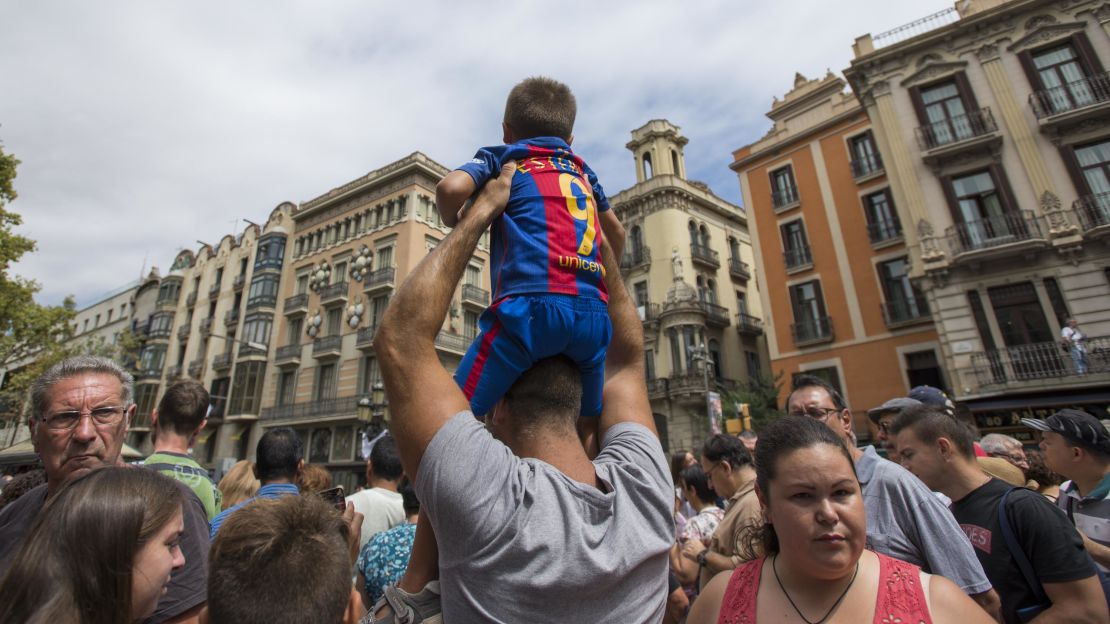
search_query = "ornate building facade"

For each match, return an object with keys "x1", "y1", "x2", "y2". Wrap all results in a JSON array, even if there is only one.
[{"x1": 845, "y1": 0, "x2": 1110, "y2": 439}]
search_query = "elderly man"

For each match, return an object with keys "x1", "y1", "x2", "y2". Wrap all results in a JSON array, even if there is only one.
[
  {"x1": 0, "y1": 356, "x2": 209, "y2": 624},
  {"x1": 979, "y1": 433, "x2": 1030, "y2": 473},
  {"x1": 786, "y1": 375, "x2": 1001, "y2": 620}
]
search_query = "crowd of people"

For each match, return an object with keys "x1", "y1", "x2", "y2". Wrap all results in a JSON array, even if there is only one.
[{"x1": 2, "y1": 76, "x2": 1110, "y2": 623}]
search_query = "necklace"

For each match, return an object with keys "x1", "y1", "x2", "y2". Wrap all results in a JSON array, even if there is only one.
[{"x1": 772, "y1": 554, "x2": 859, "y2": 624}]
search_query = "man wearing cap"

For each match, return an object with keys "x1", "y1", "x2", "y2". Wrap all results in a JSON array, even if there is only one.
[
  {"x1": 1026, "y1": 409, "x2": 1110, "y2": 570},
  {"x1": 910, "y1": 385, "x2": 989, "y2": 457},
  {"x1": 868, "y1": 397, "x2": 921, "y2": 454}
]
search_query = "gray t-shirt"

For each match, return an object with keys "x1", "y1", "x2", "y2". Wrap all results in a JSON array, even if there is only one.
[
  {"x1": 857, "y1": 445, "x2": 992, "y2": 594},
  {"x1": 416, "y1": 412, "x2": 673, "y2": 623}
]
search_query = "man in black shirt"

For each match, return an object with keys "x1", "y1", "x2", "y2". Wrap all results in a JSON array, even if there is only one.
[{"x1": 892, "y1": 405, "x2": 1105, "y2": 624}]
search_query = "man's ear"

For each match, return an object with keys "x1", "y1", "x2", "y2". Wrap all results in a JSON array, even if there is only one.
[
  {"x1": 197, "y1": 606, "x2": 209, "y2": 624},
  {"x1": 839, "y1": 409, "x2": 854, "y2": 438},
  {"x1": 150, "y1": 409, "x2": 159, "y2": 430},
  {"x1": 936, "y1": 436, "x2": 953, "y2": 459},
  {"x1": 296, "y1": 458, "x2": 305, "y2": 476}
]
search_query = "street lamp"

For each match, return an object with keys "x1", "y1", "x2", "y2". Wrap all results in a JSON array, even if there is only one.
[{"x1": 357, "y1": 382, "x2": 388, "y2": 426}]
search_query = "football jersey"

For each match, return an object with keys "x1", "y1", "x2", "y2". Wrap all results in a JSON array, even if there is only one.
[{"x1": 456, "y1": 137, "x2": 610, "y2": 303}]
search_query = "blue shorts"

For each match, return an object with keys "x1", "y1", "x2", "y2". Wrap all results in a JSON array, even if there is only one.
[{"x1": 453, "y1": 294, "x2": 611, "y2": 417}]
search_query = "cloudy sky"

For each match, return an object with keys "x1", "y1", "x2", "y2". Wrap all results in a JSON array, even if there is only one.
[{"x1": 1, "y1": 1, "x2": 941, "y2": 308}]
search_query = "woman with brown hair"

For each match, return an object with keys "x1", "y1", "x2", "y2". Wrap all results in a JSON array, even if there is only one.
[
  {"x1": 217, "y1": 459, "x2": 261, "y2": 510},
  {"x1": 687, "y1": 416, "x2": 992, "y2": 624},
  {"x1": 0, "y1": 466, "x2": 185, "y2": 623}
]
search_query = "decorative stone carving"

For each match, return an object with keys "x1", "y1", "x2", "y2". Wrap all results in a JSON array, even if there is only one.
[
  {"x1": 346, "y1": 297, "x2": 364, "y2": 328},
  {"x1": 306, "y1": 310, "x2": 323, "y2": 338},
  {"x1": 349, "y1": 245, "x2": 372, "y2": 282},
  {"x1": 1041, "y1": 191, "x2": 1080, "y2": 237},
  {"x1": 900, "y1": 62, "x2": 969, "y2": 88},
  {"x1": 975, "y1": 43, "x2": 1000, "y2": 62},
  {"x1": 671, "y1": 246, "x2": 684, "y2": 280},
  {"x1": 918, "y1": 219, "x2": 947, "y2": 263},
  {"x1": 308, "y1": 261, "x2": 331, "y2": 293},
  {"x1": 916, "y1": 53, "x2": 944, "y2": 68},
  {"x1": 1096, "y1": 4, "x2": 1110, "y2": 22},
  {"x1": 1025, "y1": 14, "x2": 1058, "y2": 30},
  {"x1": 1008, "y1": 22, "x2": 1086, "y2": 53}
]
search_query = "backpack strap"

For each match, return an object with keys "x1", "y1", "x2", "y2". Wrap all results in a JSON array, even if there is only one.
[{"x1": 998, "y1": 487, "x2": 1050, "y2": 606}]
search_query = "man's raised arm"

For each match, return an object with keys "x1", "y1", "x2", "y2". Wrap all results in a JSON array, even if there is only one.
[
  {"x1": 598, "y1": 238, "x2": 656, "y2": 442},
  {"x1": 374, "y1": 161, "x2": 515, "y2": 479}
]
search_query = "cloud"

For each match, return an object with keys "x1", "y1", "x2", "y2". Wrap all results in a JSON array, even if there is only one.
[{"x1": 0, "y1": 0, "x2": 942, "y2": 306}]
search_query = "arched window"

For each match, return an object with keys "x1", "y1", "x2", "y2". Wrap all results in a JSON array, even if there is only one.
[
  {"x1": 728, "y1": 236, "x2": 740, "y2": 261},
  {"x1": 671, "y1": 150, "x2": 680, "y2": 176},
  {"x1": 696, "y1": 275, "x2": 707, "y2": 301},
  {"x1": 688, "y1": 221, "x2": 699, "y2": 246},
  {"x1": 643, "y1": 152, "x2": 653, "y2": 178},
  {"x1": 630, "y1": 225, "x2": 644, "y2": 258},
  {"x1": 707, "y1": 278, "x2": 718, "y2": 304},
  {"x1": 699, "y1": 224, "x2": 710, "y2": 247}
]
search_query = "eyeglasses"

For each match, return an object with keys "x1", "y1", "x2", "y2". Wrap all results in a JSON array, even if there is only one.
[
  {"x1": 41, "y1": 406, "x2": 126, "y2": 431},
  {"x1": 788, "y1": 407, "x2": 840, "y2": 420},
  {"x1": 877, "y1": 421, "x2": 893, "y2": 434}
]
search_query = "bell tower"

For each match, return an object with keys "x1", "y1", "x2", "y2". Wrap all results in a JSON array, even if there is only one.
[{"x1": 626, "y1": 119, "x2": 689, "y2": 183}]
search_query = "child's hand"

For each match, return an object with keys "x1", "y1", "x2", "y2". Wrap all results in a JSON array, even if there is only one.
[{"x1": 464, "y1": 160, "x2": 516, "y2": 224}]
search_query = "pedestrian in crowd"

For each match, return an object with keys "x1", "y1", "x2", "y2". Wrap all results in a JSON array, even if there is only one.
[
  {"x1": 0, "y1": 355, "x2": 209, "y2": 624},
  {"x1": 866, "y1": 397, "x2": 921, "y2": 455},
  {"x1": 371, "y1": 163, "x2": 673, "y2": 622},
  {"x1": 209, "y1": 427, "x2": 303, "y2": 538},
  {"x1": 977, "y1": 456, "x2": 1026, "y2": 487},
  {"x1": 206, "y1": 493, "x2": 365, "y2": 624},
  {"x1": 298, "y1": 463, "x2": 333, "y2": 493},
  {"x1": 980, "y1": 433, "x2": 1031, "y2": 473},
  {"x1": 787, "y1": 375, "x2": 1001, "y2": 618},
  {"x1": 738, "y1": 430, "x2": 757, "y2": 454},
  {"x1": 687, "y1": 416, "x2": 991, "y2": 624},
  {"x1": 893, "y1": 405, "x2": 1107, "y2": 623},
  {"x1": 907, "y1": 385, "x2": 991, "y2": 457},
  {"x1": 671, "y1": 449, "x2": 698, "y2": 520},
  {"x1": 1024, "y1": 409, "x2": 1110, "y2": 571},
  {"x1": 0, "y1": 469, "x2": 45, "y2": 512},
  {"x1": 0, "y1": 467, "x2": 185, "y2": 624},
  {"x1": 345, "y1": 434, "x2": 405, "y2": 553},
  {"x1": 144, "y1": 380, "x2": 222, "y2": 521},
  {"x1": 216, "y1": 459, "x2": 259, "y2": 510},
  {"x1": 357, "y1": 477, "x2": 420, "y2": 608},
  {"x1": 1024, "y1": 448, "x2": 1062, "y2": 503},
  {"x1": 681, "y1": 434, "x2": 760, "y2": 591},
  {"x1": 670, "y1": 464, "x2": 725, "y2": 595},
  {"x1": 1062, "y1": 318, "x2": 1089, "y2": 374}
]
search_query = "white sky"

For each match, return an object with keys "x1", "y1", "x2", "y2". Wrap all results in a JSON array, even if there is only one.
[{"x1": 0, "y1": 1, "x2": 943, "y2": 307}]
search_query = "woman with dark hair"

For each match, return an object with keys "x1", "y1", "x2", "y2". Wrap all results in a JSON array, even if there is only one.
[
  {"x1": 687, "y1": 416, "x2": 991, "y2": 624},
  {"x1": 671, "y1": 450, "x2": 698, "y2": 521},
  {"x1": 1025, "y1": 448, "x2": 1063, "y2": 503},
  {"x1": 670, "y1": 465, "x2": 724, "y2": 596},
  {"x1": 0, "y1": 467, "x2": 185, "y2": 624}
]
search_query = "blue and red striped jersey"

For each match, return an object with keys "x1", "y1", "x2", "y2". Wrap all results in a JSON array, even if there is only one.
[{"x1": 457, "y1": 137, "x2": 610, "y2": 303}]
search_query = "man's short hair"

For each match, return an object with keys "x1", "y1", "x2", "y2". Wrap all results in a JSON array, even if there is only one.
[
  {"x1": 398, "y1": 477, "x2": 419, "y2": 516},
  {"x1": 155, "y1": 380, "x2": 209, "y2": 437},
  {"x1": 679, "y1": 464, "x2": 714, "y2": 503},
  {"x1": 787, "y1": 374, "x2": 847, "y2": 411},
  {"x1": 369, "y1": 435, "x2": 403, "y2": 481},
  {"x1": 504, "y1": 76, "x2": 576, "y2": 141},
  {"x1": 738, "y1": 431, "x2": 758, "y2": 441},
  {"x1": 255, "y1": 428, "x2": 303, "y2": 482},
  {"x1": 207, "y1": 495, "x2": 351, "y2": 624},
  {"x1": 701, "y1": 434, "x2": 753, "y2": 470},
  {"x1": 503, "y1": 355, "x2": 582, "y2": 431},
  {"x1": 890, "y1": 404, "x2": 975, "y2": 459},
  {"x1": 30, "y1": 356, "x2": 134, "y2": 422},
  {"x1": 979, "y1": 433, "x2": 1021, "y2": 456}
]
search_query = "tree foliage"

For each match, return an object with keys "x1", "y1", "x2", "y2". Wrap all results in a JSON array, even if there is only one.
[{"x1": 721, "y1": 370, "x2": 786, "y2": 432}]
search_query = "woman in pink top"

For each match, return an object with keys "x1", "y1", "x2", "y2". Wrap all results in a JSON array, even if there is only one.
[{"x1": 687, "y1": 416, "x2": 993, "y2": 624}]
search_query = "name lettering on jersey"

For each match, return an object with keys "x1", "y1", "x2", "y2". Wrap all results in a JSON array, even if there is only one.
[
  {"x1": 557, "y1": 255, "x2": 605, "y2": 276},
  {"x1": 517, "y1": 156, "x2": 584, "y2": 177}
]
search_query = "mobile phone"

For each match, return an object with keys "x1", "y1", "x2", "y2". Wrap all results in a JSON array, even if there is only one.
[{"x1": 318, "y1": 486, "x2": 346, "y2": 511}]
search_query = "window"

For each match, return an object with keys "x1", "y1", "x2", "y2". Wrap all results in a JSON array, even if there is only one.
[
  {"x1": 247, "y1": 274, "x2": 280, "y2": 308},
  {"x1": 83, "y1": 319, "x2": 89, "y2": 332},
  {"x1": 228, "y1": 362, "x2": 265, "y2": 415},
  {"x1": 277, "y1": 370, "x2": 297, "y2": 406},
  {"x1": 967, "y1": 290, "x2": 998, "y2": 351},
  {"x1": 376, "y1": 246, "x2": 393, "y2": 269},
  {"x1": 708, "y1": 339, "x2": 722, "y2": 379},
  {"x1": 789, "y1": 281, "x2": 830, "y2": 343},
  {"x1": 1029, "y1": 42, "x2": 1098, "y2": 114},
  {"x1": 360, "y1": 356, "x2": 381, "y2": 394},
  {"x1": 849, "y1": 131, "x2": 882, "y2": 177},
  {"x1": 315, "y1": 363, "x2": 337, "y2": 401},
  {"x1": 134, "y1": 385, "x2": 159, "y2": 422},
  {"x1": 214, "y1": 268, "x2": 224, "y2": 288},
  {"x1": 95, "y1": 314, "x2": 101, "y2": 327},
  {"x1": 241, "y1": 314, "x2": 272, "y2": 348},
  {"x1": 792, "y1": 367, "x2": 842, "y2": 398},
  {"x1": 207, "y1": 378, "x2": 229, "y2": 419},
  {"x1": 879, "y1": 258, "x2": 926, "y2": 323},
  {"x1": 728, "y1": 236, "x2": 741, "y2": 263},
  {"x1": 645, "y1": 349, "x2": 656, "y2": 380},
  {"x1": 688, "y1": 221, "x2": 699, "y2": 247},
  {"x1": 464, "y1": 311, "x2": 479, "y2": 340},
  {"x1": 987, "y1": 283, "x2": 1053, "y2": 347},
  {"x1": 633, "y1": 282, "x2": 649, "y2": 308},
  {"x1": 465, "y1": 265, "x2": 482, "y2": 287},
  {"x1": 287, "y1": 317, "x2": 303, "y2": 345},
  {"x1": 238, "y1": 257, "x2": 248, "y2": 278},
  {"x1": 334, "y1": 261, "x2": 348, "y2": 284},
  {"x1": 256, "y1": 235, "x2": 286, "y2": 271},
  {"x1": 643, "y1": 152, "x2": 653, "y2": 178},
  {"x1": 745, "y1": 351, "x2": 762, "y2": 382},
  {"x1": 1069, "y1": 139, "x2": 1110, "y2": 227},
  {"x1": 905, "y1": 351, "x2": 945, "y2": 390},
  {"x1": 628, "y1": 226, "x2": 645, "y2": 262},
  {"x1": 107, "y1": 309, "x2": 113, "y2": 323},
  {"x1": 948, "y1": 170, "x2": 1021, "y2": 249},
  {"x1": 157, "y1": 280, "x2": 181, "y2": 305},
  {"x1": 296, "y1": 273, "x2": 310, "y2": 295},
  {"x1": 310, "y1": 428, "x2": 331, "y2": 463},
  {"x1": 326, "y1": 308, "x2": 342, "y2": 336},
  {"x1": 770, "y1": 166, "x2": 798, "y2": 209},
  {"x1": 371, "y1": 296, "x2": 389, "y2": 326},
  {"x1": 671, "y1": 150, "x2": 680, "y2": 176},
  {"x1": 736, "y1": 291, "x2": 749, "y2": 316},
  {"x1": 863, "y1": 189, "x2": 901, "y2": 244},
  {"x1": 1043, "y1": 278, "x2": 1070, "y2": 327},
  {"x1": 781, "y1": 220, "x2": 812, "y2": 269},
  {"x1": 917, "y1": 79, "x2": 977, "y2": 148}
]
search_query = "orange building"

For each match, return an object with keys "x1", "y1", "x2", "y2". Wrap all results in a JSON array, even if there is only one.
[{"x1": 731, "y1": 72, "x2": 944, "y2": 438}]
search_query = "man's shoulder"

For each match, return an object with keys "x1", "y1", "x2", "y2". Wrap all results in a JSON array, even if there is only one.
[
  {"x1": 348, "y1": 487, "x2": 403, "y2": 506},
  {"x1": 0, "y1": 483, "x2": 47, "y2": 532}
]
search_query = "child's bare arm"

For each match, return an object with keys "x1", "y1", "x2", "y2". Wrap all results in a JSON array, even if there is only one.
[
  {"x1": 599, "y1": 210, "x2": 626, "y2": 262},
  {"x1": 435, "y1": 171, "x2": 477, "y2": 228}
]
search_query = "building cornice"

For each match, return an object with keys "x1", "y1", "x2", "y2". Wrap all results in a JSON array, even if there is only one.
[
  {"x1": 296, "y1": 152, "x2": 449, "y2": 222},
  {"x1": 610, "y1": 174, "x2": 746, "y2": 226},
  {"x1": 730, "y1": 106, "x2": 865, "y2": 172}
]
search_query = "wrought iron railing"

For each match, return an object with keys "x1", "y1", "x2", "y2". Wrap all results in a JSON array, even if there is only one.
[
  {"x1": 700, "y1": 301, "x2": 730, "y2": 326},
  {"x1": 212, "y1": 353, "x2": 233, "y2": 370},
  {"x1": 1030, "y1": 71, "x2": 1110, "y2": 119},
  {"x1": 946, "y1": 211, "x2": 1043, "y2": 255},
  {"x1": 850, "y1": 153, "x2": 884, "y2": 178},
  {"x1": 435, "y1": 331, "x2": 469, "y2": 353},
  {"x1": 313, "y1": 335, "x2": 342, "y2": 356},
  {"x1": 620, "y1": 247, "x2": 651, "y2": 271},
  {"x1": 728, "y1": 258, "x2": 751, "y2": 280},
  {"x1": 356, "y1": 325, "x2": 378, "y2": 348},
  {"x1": 275, "y1": 344, "x2": 302, "y2": 361},
  {"x1": 882, "y1": 295, "x2": 931, "y2": 326},
  {"x1": 690, "y1": 244, "x2": 720, "y2": 267},
  {"x1": 784, "y1": 245, "x2": 813, "y2": 270},
  {"x1": 915, "y1": 108, "x2": 997, "y2": 150},
  {"x1": 737, "y1": 313, "x2": 763, "y2": 335},
  {"x1": 969, "y1": 336, "x2": 1110, "y2": 387},
  {"x1": 1075, "y1": 193, "x2": 1110, "y2": 230},
  {"x1": 772, "y1": 186, "x2": 799, "y2": 209},
  {"x1": 364, "y1": 268, "x2": 396, "y2": 290},
  {"x1": 320, "y1": 282, "x2": 349, "y2": 302},
  {"x1": 637, "y1": 302, "x2": 660, "y2": 323},
  {"x1": 224, "y1": 309, "x2": 240, "y2": 326},
  {"x1": 260, "y1": 397, "x2": 356, "y2": 423},
  {"x1": 872, "y1": 7, "x2": 959, "y2": 49},
  {"x1": 284, "y1": 293, "x2": 309, "y2": 312},
  {"x1": 461, "y1": 284, "x2": 490, "y2": 306},
  {"x1": 233, "y1": 274, "x2": 246, "y2": 290},
  {"x1": 867, "y1": 218, "x2": 903, "y2": 244},
  {"x1": 791, "y1": 316, "x2": 834, "y2": 346}
]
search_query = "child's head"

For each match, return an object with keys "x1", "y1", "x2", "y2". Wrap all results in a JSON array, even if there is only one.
[{"x1": 503, "y1": 76, "x2": 576, "y2": 142}]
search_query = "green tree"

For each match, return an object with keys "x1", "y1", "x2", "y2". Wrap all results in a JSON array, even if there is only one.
[
  {"x1": 722, "y1": 371, "x2": 786, "y2": 432},
  {"x1": 0, "y1": 141, "x2": 77, "y2": 438}
]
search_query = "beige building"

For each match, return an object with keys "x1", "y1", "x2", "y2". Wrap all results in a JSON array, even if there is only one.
[
  {"x1": 611, "y1": 120, "x2": 768, "y2": 452},
  {"x1": 845, "y1": 0, "x2": 1110, "y2": 439},
  {"x1": 260, "y1": 152, "x2": 491, "y2": 492},
  {"x1": 69, "y1": 280, "x2": 141, "y2": 349}
]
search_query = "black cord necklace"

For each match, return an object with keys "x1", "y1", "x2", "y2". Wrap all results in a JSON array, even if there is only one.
[{"x1": 772, "y1": 554, "x2": 860, "y2": 624}]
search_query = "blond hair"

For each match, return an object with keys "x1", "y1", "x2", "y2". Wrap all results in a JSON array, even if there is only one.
[{"x1": 218, "y1": 460, "x2": 260, "y2": 510}]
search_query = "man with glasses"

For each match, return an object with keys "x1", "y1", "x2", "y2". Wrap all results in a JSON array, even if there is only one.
[
  {"x1": 980, "y1": 433, "x2": 1031, "y2": 473},
  {"x1": 868, "y1": 397, "x2": 922, "y2": 455},
  {"x1": 787, "y1": 375, "x2": 1001, "y2": 620},
  {"x1": 0, "y1": 356, "x2": 210, "y2": 624}
]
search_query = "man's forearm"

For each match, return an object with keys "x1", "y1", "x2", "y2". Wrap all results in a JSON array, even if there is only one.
[{"x1": 598, "y1": 241, "x2": 643, "y2": 374}]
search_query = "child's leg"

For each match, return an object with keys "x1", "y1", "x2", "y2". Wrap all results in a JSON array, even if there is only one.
[
  {"x1": 564, "y1": 301, "x2": 612, "y2": 418},
  {"x1": 452, "y1": 300, "x2": 536, "y2": 417},
  {"x1": 397, "y1": 511, "x2": 437, "y2": 593}
]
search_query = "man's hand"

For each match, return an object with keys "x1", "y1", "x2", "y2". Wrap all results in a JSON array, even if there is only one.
[
  {"x1": 462, "y1": 161, "x2": 514, "y2": 225},
  {"x1": 342, "y1": 504, "x2": 364, "y2": 568}
]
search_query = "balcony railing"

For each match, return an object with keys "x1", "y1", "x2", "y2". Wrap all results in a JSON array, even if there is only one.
[
  {"x1": 199, "y1": 317, "x2": 213, "y2": 335},
  {"x1": 872, "y1": 7, "x2": 958, "y2": 49},
  {"x1": 165, "y1": 365, "x2": 182, "y2": 379},
  {"x1": 850, "y1": 153, "x2": 884, "y2": 179},
  {"x1": 946, "y1": 210, "x2": 1044, "y2": 256},
  {"x1": 247, "y1": 294, "x2": 277, "y2": 310},
  {"x1": 209, "y1": 284, "x2": 221, "y2": 300},
  {"x1": 867, "y1": 218, "x2": 903, "y2": 244},
  {"x1": 637, "y1": 302, "x2": 660, "y2": 323},
  {"x1": 148, "y1": 325, "x2": 172, "y2": 340},
  {"x1": 212, "y1": 353, "x2": 232, "y2": 370},
  {"x1": 736, "y1": 313, "x2": 763, "y2": 336},
  {"x1": 313, "y1": 335, "x2": 343, "y2": 358},
  {"x1": 186, "y1": 292, "x2": 197, "y2": 307},
  {"x1": 728, "y1": 258, "x2": 751, "y2": 281},
  {"x1": 356, "y1": 325, "x2": 378, "y2": 349},
  {"x1": 188, "y1": 360, "x2": 204, "y2": 379},
  {"x1": 224, "y1": 309, "x2": 240, "y2": 326},
  {"x1": 233, "y1": 274, "x2": 246, "y2": 291},
  {"x1": 784, "y1": 246, "x2": 813, "y2": 270},
  {"x1": 435, "y1": 331, "x2": 470, "y2": 353},
  {"x1": 1030, "y1": 72, "x2": 1110, "y2": 119},
  {"x1": 915, "y1": 108, "x2": 997, "y2": 151},
  {"x1": 700, "y1": 301, "x2": 730, "y2": 327},
  {"x1": 461, "y1": 284, "x2": 490, "y2": 307},
  {"x1": 970, "y1": 336, "x2": 1110, "y2": 387},
  {"x1": 772, "y1": 186, "x2": 799, "y2": 210},
  {"x1": 690, "y1": 244, "x2": 720, "y2": 268},
  {"x1": 364, "y1": 267, "x2": 395, "y2": 292},
  {"x1": 319, "y1": 282, "x2": 349, "y2": 304},
  {"x1": 260, "y1": 397, "x2": 356, "y2": 424},
  {"x1": 176, "y1": 324, "x2": 191, "y2": 341},
  {"x1": 881, "y1": 295, "x2": 931, "y2": 326},
  {"x1": 1075, "y1": 193, "x2": 1110, "y2": 231},
  {"x1": 791, "y1": 316, "x2": 834, "y2": 346},
  {"x1": 620, "y1": 248, "x2": 651, "y2": 272},
  {"x1": 275, "y1": 343, "x2": 302, "y2": 363},
  {"x1": 284, "y1": 293, "x2": 309, "y2": 314}
]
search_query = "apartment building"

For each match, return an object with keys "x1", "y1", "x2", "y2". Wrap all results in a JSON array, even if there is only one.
[
  {"x1": 845, "y1": 0, "x2": 1110, "y2": 440},
  {"x1": 259, "y1": 152, "x2": 491, "y2": 492},
  {"x1": 612, "y1": 120, "x2": 768, "y2": 452},
  {"x1": 731, "y1": 73, "x2": 944, "y2": 439}
]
